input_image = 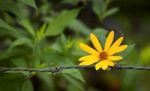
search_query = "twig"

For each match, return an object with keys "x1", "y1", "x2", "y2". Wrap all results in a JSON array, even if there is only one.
[{"x1": 0, "y1": 65, "x2": 150, "y2": 73}]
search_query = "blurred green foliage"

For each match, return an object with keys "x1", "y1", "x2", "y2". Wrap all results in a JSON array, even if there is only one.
[{"x1": 1, "y1": 0, "x2": 150, "y2": 91}]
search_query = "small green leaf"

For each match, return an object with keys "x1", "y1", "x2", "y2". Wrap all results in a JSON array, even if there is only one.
[
  {"x1": 93, "y1": 28, "x2": 107, "y2": 47},
  {"x1": 61, "y1": 58, "x2": 84, "y2": 82},
  {"x1": 37, "y1": 23, "x2": 47, "y2": 41},
  {"x1": 104, "y1": 7, "x2": 119, "y2": 18},
  {"x1": 9, "y1": 37, "x2": 32, "y2": 49},
  {"x1": 0, "y1": 1, "x2": 22, "y2": 18},
  {"x1": 11, "y1": 58, "x2": 30, "y2": 76},
  {"x1": 0, "y1": 73, "x2": 25, "y2": 91},
  {"x1": 21, "y1": 80, "x2": 33, "y2": 91},
  {"x1": 37, "y1": 73, "x2": 55, "y2": 91},
  {"x1": 92, "y1": 0, "x2": 105, "y2": 19},
  {"x1": 62, "y1": 69, "x2": 84, "y2": 82},
  {"x1": 0, "y1": 19, "x2": 17, "y2": 32},
  {"x1": 63, "y1": 74, "x2": 84, "y2": 91},
  {"x1": 50, "y1": 42, "x2": 62, "y2": 53},
  {"x1": 120, "y1": 44, "x2": 135, "y2": 58},
  {"x1": 18, "y1": 0, "x2": 37, "y2": 9},
  {"x1": 140, "y1": 45, "x2": 150, "y2": 65},
  {"x1": 68, "y1": 20, "x2": 91, "y2": 36},
  {"x1": 45, "y1": 8, "x2": 80, "y2": 37},
  {"x1": 11, "y1": 58, "x2": 28, "y2": 67},
  {"x1": 19, "y1": 19, "x2": 35, "y2": 37}
]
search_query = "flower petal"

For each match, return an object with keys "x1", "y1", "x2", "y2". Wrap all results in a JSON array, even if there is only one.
[
  {"x1": 79, "y1": 43, "x2": 98, "y2": 54},
  {"x1": 95, "y1": 60, "x2": 108, "y2": 70},
  {"x1": 104, "y1": 31, "x2": 114, "y2": 52},
  {"x1": 106, "y1": 60, "x2": 115, "y2": 66},
  {"x1": 108, "y1": 56, "x2": 123, "y2": 61},
  {"x1": 108, "y1": 45, "x2": 128, "y2": 55},
  {"x1": 108, "y1": 37, "x2": 123, "y2": 53},
  {"x1": 79, "y1": 54, "x2": 99, "y2": 61},
  {"x1": 79, "y1": 56, "x2": 99, "y2": 66},
  {"x1": 90, "y1": 33, "x2": 102, "y2": 52}
]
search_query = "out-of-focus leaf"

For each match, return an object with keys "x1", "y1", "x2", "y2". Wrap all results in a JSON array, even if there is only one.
[
  {"x1": 50, "y1": 34, "x2": 67, "y2": 53},
  {"x1": 92, "y1": 0, "x2": 105, "y2": 19},
  {"x1": 68, "y1": 20, "x2": 91, "y2": 36},
  {"x1": 37, "y1": 73, "x2": 55, "y2": 91},
  {"x1": 18, "y1": 19, "x2": 35, "y2": 37},
  {"x1": 37, "y1": 23, "x2": 47, "y2": 41},
  {"x1": 18, "y1": 0, "x2": 37, "y2": 9},
  {"x1": 9, "y1": 37, "x2": 33, "y2": 49},
  {"x1": 61, "y1": 0, "x2": 75, "y2": 3},
  {"x1": 104, "y1": 7, "x2": 119, "y2": 18},
  {"x1": 63, "y1": 74, "x2": 84, "y2": 91},
  {"x1": 11, "y1": 58, "x2": 28, "y2": 67},
  {"x1": 93, "y1": 28, "x2": 107, "y2": 47},
  {"x1": 62, "y1": 69, "x2": 84, "y2": 82},
  {"x1": 50, "y1": 34, "x2": 74, "y2": 54},
  {"x1": 0, "y1": 19, "x2": 17, "y2": 32},
  {"x1": 50, "y1": 42, "x2": 62, "y2": 53},
  {"x1": 0, "y1": 73, "x2": 25, "y2": 91},
  {"x1": 61, "y1": 58, "x2": 84, "y2": 82},
  {"x1": 140, "y1": 45, "x2": 150, "y2": 65},
  {"x1": 0, "y1": 1, "x2": 22, "y2": 18},
  {"x1": 21, "y1": 80, "x2": 33, "y2": 91},
  {"x1": 0, "y1": 48, "x2": 30, "y2": 61},
  {"x1": 45, "y1": 8, "x2": 80, "y2": 37},
  {"x1": 120, "y1": 44, "x2": 135, "y2": 58},
  {"x1": 11, "y1": 58, "x2": 30, "y2": 76}
]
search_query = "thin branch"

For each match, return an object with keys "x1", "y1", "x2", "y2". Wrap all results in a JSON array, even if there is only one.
[{"x1": 0, "y1": 65, "x2": 150, "y2": 73}]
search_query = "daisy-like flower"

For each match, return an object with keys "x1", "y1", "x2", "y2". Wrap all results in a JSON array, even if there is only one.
[{"x1": 79, "y1": 31, "x2": 128, "y2": 70}]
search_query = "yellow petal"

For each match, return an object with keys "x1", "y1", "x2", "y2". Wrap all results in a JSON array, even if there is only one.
[
  {"x1": 90, "y1": 33, "x2": 102, "y2": 52},
  {"x1": 79, "y1": 43, "x2": 98, "y2": 54},
  {"x1": 108, "y1": 45, "x2": 128, "y2": 55},
  {"x1": 79, "y1": 56, "x2": 99, "y2": 66},
  {"x1": 108, "y1": 56, "x2": 123, "y2": 61},
  {"x1": 108, "y1": 37, "x2": 123, "y2": 53},
  {"x1": 95, "y1": 60, "x2": 108, "y2": 70},
  {"x1": 104, "y1": 31, "x2": 114, "y2": 52},
  {"x1": 106, "y1": 60, "x2": 114, "y2": 66},
  {"x1": 79, "y1": 54, "x2": 99, "y2": 61}
]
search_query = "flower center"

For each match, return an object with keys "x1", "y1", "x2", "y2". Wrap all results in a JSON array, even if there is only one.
[{"x1": 99, "y1": 51, "x2": 108, "y2": 60}]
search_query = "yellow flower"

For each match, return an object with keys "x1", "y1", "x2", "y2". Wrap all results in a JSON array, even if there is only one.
[{"x1": 79, "y1": 31, "x2": 128, "y2": 70}]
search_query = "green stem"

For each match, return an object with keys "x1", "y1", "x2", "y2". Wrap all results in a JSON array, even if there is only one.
[{"x1": 33, "y1": 37, "x2": 41, "y2": 67}]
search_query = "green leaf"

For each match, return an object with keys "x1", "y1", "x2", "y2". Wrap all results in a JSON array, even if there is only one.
[
  {"x1": 0, "y1": 73, "x2": 25, "y2": 91},
  {"x1": 45, "y1": 8, "x2": 80, "y2": 37},
  {"x1": 140, "y1": 45, "x2": 150, "y2": 65},
  {"x1": 11, "y1": 58, "x2": 28, "y2": 67},
  {"x1": 9, "y1": 37, "x2": 32, "y2": 49},
  {"x1": 50, "y1": 41, "x2": 62, "y2": 53},
  {"x1": 93, "y1": 28, "x2": 107, "y2": 47},
  {"x1": 37, "y1": 73, "x2": 55, "y2": 91},
  {"x1": 18, "y1": 0, "x2": 37, "y2": 9},
  {"x1": 104, "y1": 7, "x2": 119, "y2": 18},
  {"x1": 63, "y1": 74, "x2": 84, "y2": 91},
  {"x1": 11, "y1": 58, "x2": 30, "y2": 76},
  {"x1": 0, "y1": 1, "x2": 22, "y2": 18},
  {"x1": 61, "y1": 58, "x2": 84, "y2": 82},
  {"x1": 21, "y1": 80, "x2": 33, "y2": 91},
  {"x1": 68, "y1": 20, "x2": 91, "y2": 36},
  {"x1": 37, "y1": 23, "x2": 47, "y2": 41},
  {"x1": 19, "y1": 19, "x2": 35, "y2": 37},
  {"x1": 62, "y1": 69, "x2": 84, "y2": 82},
  {"x1": 92, "y1": 0, "x2": 105, "y2": 18},
  {"x1": 120, "y1": 44, "x2": 135, "y2": 58},
  {"x1": 0, "y1": 19, "x2": 17, "y2": 32}
]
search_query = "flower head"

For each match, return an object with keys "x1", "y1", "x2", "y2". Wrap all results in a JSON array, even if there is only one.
[{"x1": 79, "y1": 31, "x2": 128, "y2": 70}]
